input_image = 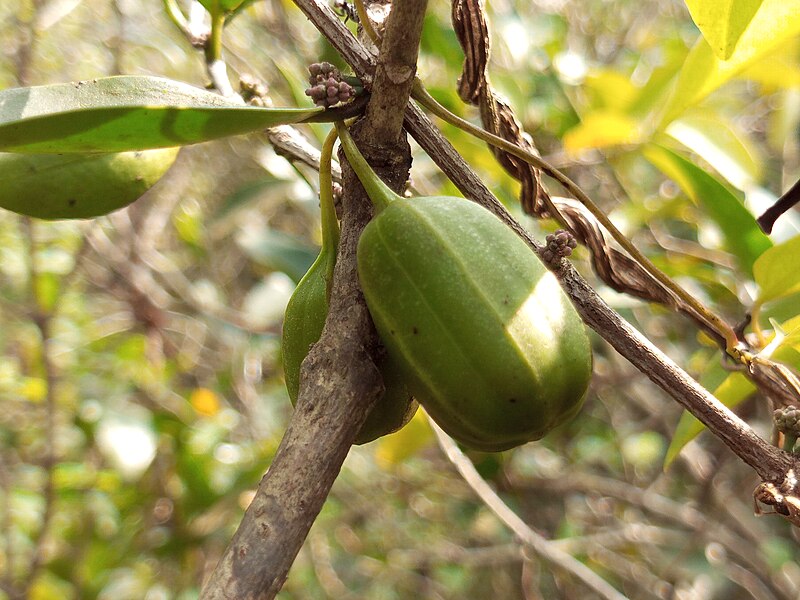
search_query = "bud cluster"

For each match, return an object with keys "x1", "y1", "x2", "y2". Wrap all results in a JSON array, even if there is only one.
[
  {"x1": 305, "y1": 62, "x2": 355, "y2": 108},
  {"x1": 239, "y1": 74, "x2": 269, "y2": 107},
  {"x1": 541, "y1": 229, "x2": 578, "y2": 265},
  {"x1": 775, "y1": 406, "x2": 800, "y2": 438}
]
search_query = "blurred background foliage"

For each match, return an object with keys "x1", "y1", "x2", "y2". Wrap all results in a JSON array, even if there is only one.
[{"x1": 1, "y1": 0, "x2": 800, "y2": 598}]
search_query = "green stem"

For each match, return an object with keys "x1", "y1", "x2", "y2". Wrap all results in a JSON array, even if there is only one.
[
  {"x1": 205, "y1": 2, "x2": 225, "y2": 64},
  {"x1": 319, "y1": 127, "x2": 340, "y2": 292},
  {"x1": 410, "y1": 80, "x2": 740, "y2": 354},
  {"x1": 162, "y1": 0, "x2": 190, "y2": 35},
  {"x1": 334, "y1": 121, "x2": 401, "y2": 212},
  {"x1": 354, "y1": 0, "x2": 381, "y2": 47}
]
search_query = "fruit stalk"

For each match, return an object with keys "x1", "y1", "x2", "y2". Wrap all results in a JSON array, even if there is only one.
[{"x1": 334, "y1": 120, "x2": 400, "y2": 211}]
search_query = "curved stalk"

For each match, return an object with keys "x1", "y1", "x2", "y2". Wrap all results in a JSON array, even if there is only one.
[
  {"x1": 334, "y1": 121, "x2": 401, "y2": 212},
  {"x1": 205, "y1": 2, "x2": 225, "y2": 64},
  {"x1": 354, "y1": 0, "x2": 382, "y2": 47},
  {"x1": 163, "y1": 0, "x2": 191, "y2": 36},
  {"x1": 319, "y1": 127, "x2": 340, "y2": 295}
]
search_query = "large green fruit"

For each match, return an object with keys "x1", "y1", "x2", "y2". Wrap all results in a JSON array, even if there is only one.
[
  {"x1": 281, "y1": 251, "x2": 418, "y2": 445},
  {"x1": 281, "y1": 126, "x2": 417, "y2": 445},
  {"x1": 335, "y1": 121, "x2": 592, "y2": 452},
  {"x1": 0, "y1": 148, "x2": 178, "y2": 219}
]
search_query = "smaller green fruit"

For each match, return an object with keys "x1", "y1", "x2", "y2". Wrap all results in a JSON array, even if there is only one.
[
  {"x1": 281, "y1": 127, "x2": 417, "y2": 444},
  {"x1": 281, "y1": 253, "x2": 418, "y2": 444}
]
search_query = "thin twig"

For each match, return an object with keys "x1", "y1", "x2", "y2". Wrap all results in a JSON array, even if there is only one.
[{"x1": 430, "y1": 419, "x2": 630, "y2": 600}]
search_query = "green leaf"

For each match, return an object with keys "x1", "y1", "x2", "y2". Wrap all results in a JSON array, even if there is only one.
[
  {"x1": 660, "y1": 0, "x2": 800, "y2": 125},
  {"x1": 0, "y1": 148, "x2": 178, "y2": 219},
  {"x1": 664, "y1": 372, "x2": 756, "y2": 468},
  {"x1": 753, "y1": 236, "x2": 800, "y2": 306},
  {"x1": 0, "y1": 76, "x2": 323, "y2": 153},
  {"x1": 684, "y1": 0, "x2": 763, "y2": 60},
  {"x1": 643, "y1": 144, "x2": 771, "y2": 274}
]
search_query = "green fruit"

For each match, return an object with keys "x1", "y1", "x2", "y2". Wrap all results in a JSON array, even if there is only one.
[
  {"x1": 281, "y1": 253, "x2": 418, "y2": 444},
  {"x1": 0, "y1": 148, "x2": 178, "y2": 219},
  {"x1": 281, "y1": 128, "x2": 417, "y2": 444},
  {"x1": 335, "y1": 121, "x2": 592, "y2": 452}
]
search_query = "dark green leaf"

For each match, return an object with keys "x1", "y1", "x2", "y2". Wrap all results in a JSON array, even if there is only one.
[{"x1": 0, "y1": 76, "x2": 322, "y2": 153}]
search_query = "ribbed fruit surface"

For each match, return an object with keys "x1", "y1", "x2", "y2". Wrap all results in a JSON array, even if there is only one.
[{"x1": 357, "y1": 196, "x2": 592, "y2": 451}]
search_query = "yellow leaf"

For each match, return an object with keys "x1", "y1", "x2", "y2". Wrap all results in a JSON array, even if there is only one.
[
  {"x1": 582, "y1": 69, "x2": 639, "y2": 111},
  {"x1": 562, "y1": 111, "x2": 640, "y2": 153},
  {"x1": 740, "y1": 43, "x2": 800, "y2": 91},
  {"x1": 684, "y1": 0, "x2": 763, "y2": 60},
  {"x1": 190, "y1": 387, "x2": 220, "y2": 416},
  {"x1": 660, "y1": 0, "x2": 800, "y2": 126}
]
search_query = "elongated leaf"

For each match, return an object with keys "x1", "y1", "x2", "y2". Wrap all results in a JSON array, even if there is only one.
[
  {"x1": 664, "y1": 372, "x2": 756, "y2": 468},
  {"x1": 0, "y1": 76, "x2": 323, "y2": 153},
  {"x1": 774, "y1": 316, "x2": 800, "y2": 367},
  {"x1": 0, "y1": 148, "x2": 178, "y2": 219},
  {"x1": 644, "y1": 144, "x2": 771, "y2": 273},
  {"x1": 660, "y1": 0, "x2": 800, "y2": 125},
  {"x1": 753, "y1": 235, "x2": 800, "y2": 306},
  {"x1": 684, "y1": 0, "x2": 763, "y2": 60}
]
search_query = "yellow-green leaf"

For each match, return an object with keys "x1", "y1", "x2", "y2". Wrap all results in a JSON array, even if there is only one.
[
  {"x1": 582, "y1": 69, "x2": 639, "y2": 112},
  {"x1": 660, "y1": 0, "x2": 800, "y2": 126},
  {"x1": 374, "y1": 410, "x2": 433, "y2": 469},
  {"x1": 563, "y1": 110, "x2": 640, "y2": 153},
  {"x1": 665, "y1": 112, "x2": 762, "y2": 190},
  {"x1": 740, "y1": 40, "x2": 800, "y2": 91},
  {"x1": 684, "y1": 0, "x2": 763, "y2": 60},
  {"x1": 753, "y1": 235, "x2": 800, "y2": 306}
]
